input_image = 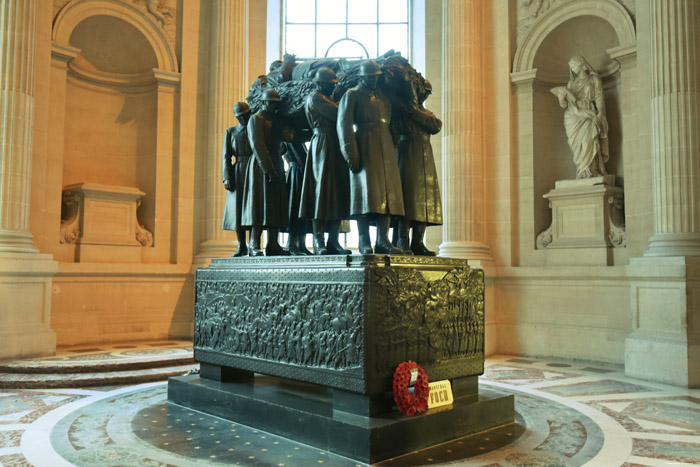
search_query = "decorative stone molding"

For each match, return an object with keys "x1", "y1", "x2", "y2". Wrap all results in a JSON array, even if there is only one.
[
  {"x1": 513, "y1": 0, "x2": 636, "y2": 74},
  {"x1": 608, "y1": 192, "x2": 626, "y2": 248},
  {"x1": 59, "y1": 183, "x2": 153, "y2": 250},
  {"x1": 536, "y1": 224, "x2": 553, "y2": 249},
  {"x1": 59, "y1": 190, "x2": 83, "y2": 244},
  {"x1": 517, "y1": 0, "x2": 636, "y2": 48},
  {"x1": 607, "y1": 43, "x2": 637, "y2": 70},
  {"x1": 52, "y1": 0, "x2": 178, "y2": 73},
  {"x1": 68, "y1": 59, "x2": 157, "y2": 87}
]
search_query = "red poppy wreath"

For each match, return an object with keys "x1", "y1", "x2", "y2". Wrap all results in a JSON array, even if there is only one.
[{"x1": 392, "y1": 360, "x2": 430, "y2": 416}]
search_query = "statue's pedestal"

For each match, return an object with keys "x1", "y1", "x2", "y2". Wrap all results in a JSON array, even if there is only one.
[
  {"x1": 168, "y1": 255, "x2": 514, "y2": 464},
  {"x1": 538, "y1": 176, "x2": 625, "y2": 266},
  {"x1": 59, "y1": 183, "x2": 153, "y2": 263}
]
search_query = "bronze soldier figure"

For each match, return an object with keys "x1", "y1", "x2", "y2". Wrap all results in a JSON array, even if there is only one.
[
  {"x1": 222, "y1": 102, "x2": 253, "y2": 256},
  {"x1": 337, "y1": 60, "x2": 404, "y2": 255},
  {"x1": 300, "y1": 67, "x2": 351, "y2": 255},
  {"x1": 394, "y1": 80, "x2": 443, "y2": 255},
  {"x1": 243, "y1": 89, "x2": 290, "y2": 256},
  {"x1": 283, "y1": 131, "x2": 313, "y2": 255}
]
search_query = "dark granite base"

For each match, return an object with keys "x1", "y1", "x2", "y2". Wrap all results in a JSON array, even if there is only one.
[{"x1": 168, "y1": 374, "x2": 515, "y2": 464}]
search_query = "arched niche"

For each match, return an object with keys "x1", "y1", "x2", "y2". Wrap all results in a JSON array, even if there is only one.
[
  {"x1": 53, "y1": 0, "x2": 178, "y2": 73},
  {"x1": 511, "y1": 0, "x2": 636, "y2": 266},
  {"x1": 51, "y1": 0, "x2": 181, "y2": 264}
]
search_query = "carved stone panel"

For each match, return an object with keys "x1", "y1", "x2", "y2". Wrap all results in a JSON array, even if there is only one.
[{"x1": 194, "y1": 256, "x2": 485, "y2": 395}]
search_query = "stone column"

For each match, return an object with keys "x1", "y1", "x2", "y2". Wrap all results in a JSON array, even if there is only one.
[
  {"x1": 0, "y1": 0, "x2": 40, "y2": 254},
  {"x1": 197, "y1": 0, "x2": 249, "y2": 260},
  {"x1": 626, "y1": 0, "x2": 700, "y2": 387},
  {"x1": 645, "y1": 0, "x2": 700, "y2": 257},
  {"x1": 439, "y1": 0, "x2": 491, "y2": 261},
  {"x1": 0, "y1": 0, "x2": 57, "y2": 358}
]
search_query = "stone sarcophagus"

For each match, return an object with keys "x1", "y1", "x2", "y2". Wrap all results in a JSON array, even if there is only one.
[{"x1": 193, "y1": 255, "x2": 484, "y2": 396}]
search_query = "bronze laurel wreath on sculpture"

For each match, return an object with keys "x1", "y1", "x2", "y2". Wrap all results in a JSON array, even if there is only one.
[{"x1": 246, "y1": 50, "x2": 429, "y2": 134}]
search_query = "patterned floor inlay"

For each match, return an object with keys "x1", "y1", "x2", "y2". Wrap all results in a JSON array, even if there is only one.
[{"x1": 0, "y1": 355, "x2": 698, "y2": 466}]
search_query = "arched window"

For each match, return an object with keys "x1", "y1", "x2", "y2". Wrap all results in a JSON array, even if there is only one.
[{"x1": 284, "y1": 0, "x2": 409, "y2": 60}]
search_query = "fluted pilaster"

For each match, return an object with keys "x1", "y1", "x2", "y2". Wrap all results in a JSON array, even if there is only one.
[
  {"x1": 645, "y1": 0, "x2": 700, "y2": 257},
  {"x1": 198, "y1": 0, "x2": 249, "y2": 258},
  {"x1": 0, "y1": 0, "x2": 39, "y2": 254},
  {"x1": 439, "y1": 0, "x2": 491, "y2": 260}
]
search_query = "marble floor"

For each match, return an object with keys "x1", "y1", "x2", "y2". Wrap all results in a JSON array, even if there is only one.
[{"x1": 0, "y1": 353, "x2": 698, "y2": 466}]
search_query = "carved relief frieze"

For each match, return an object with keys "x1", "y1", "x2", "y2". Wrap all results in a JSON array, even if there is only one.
[
  {"x1": 371, "y1": 267, "x2": 484, "y2": 372},
  {"x1": 194, "y1": 280, "x2": 365, "y2": 371},
  {"x1": 194, "y1": 258, "x2": 485, "y2": 393}
]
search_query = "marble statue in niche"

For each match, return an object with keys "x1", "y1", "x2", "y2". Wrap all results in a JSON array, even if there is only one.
[{"x1": 551, "y1": 55, "x2": 610, "y2": 180}]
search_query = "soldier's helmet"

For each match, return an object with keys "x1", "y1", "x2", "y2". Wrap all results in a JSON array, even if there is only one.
[
  {"x1": 424, "y1": 80, "x2": 433, "y2": 94},
  {"x1": 359, "y1": 60, "x2": 382, "y2": 76},
  {"x1": 262, "y1": 89, "x2": 281, "y2": 101},
  {"x1": 314, "y1": 67, "x2": 338, "y2": 83},
  {"x1": 233, "y1": 102, "x2": 251, "y2": 116}
]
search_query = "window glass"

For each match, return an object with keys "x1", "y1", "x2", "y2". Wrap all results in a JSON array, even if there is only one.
[
  {"x1": 326, "y1": 39, "x2": 369, "y2": 59},
  {"x1": 285, "y1": 24, "x2": 316, "y2": 58},
  {"x1": 286, "y1": 0, "x2": 315, "y2": 23},
  {"x1": 378, "y1": 0, "x2": 407, "y2": 23},
  {"x1": 347, "y1": 25, "x2": 377, "y2": 58},
  {"x1": 317, "y1": 0, "x2": 346, "y2": 23},
  {"x1": 285, "y1": 0, "x2": 407, "y2": 59},
  {"x1": 317, "y1": 24, "x2": 347, "y2": 57},
  {"x1": 348, "y1": 0, "x2": 377, "y2": 23},
  {"x1": 378, "y1": 24, "x2": 407, "y2": 56}
]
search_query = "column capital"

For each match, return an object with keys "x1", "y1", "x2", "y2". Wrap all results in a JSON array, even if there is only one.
[
  {"x1": 510, "y1": 68, "x2": 538, "y2": 93},
  {"x1": 607, "y1": 44, "x2": 637, "y2": 70},
  {"x1": 153, "y1": 68, "x2": 181, "y2": 91},
  {"x1": 50, "y1": 42, "x2": 80, "y2": 67}
]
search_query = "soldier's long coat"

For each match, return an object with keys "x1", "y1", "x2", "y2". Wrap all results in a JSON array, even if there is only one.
[
  {"x1": 394, "y1": 107, "x2": 443, "y2": 225},
  {"x1": 337, "y1": 83, "x2": 404, "y2": 218},
  {"x1": 299, "y1": 90, "x2": 350, "y2": 220},
  {"x1": 242, "y1": 110, "x2": 288, "y2": 228},
  {"x1": 221, "y1": 122, "x2": 252, "y2": 230}
]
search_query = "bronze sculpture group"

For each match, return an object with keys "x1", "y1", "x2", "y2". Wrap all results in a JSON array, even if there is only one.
[{"x1": 222, "y1": 54, "x2": 442, "y2": 256}]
